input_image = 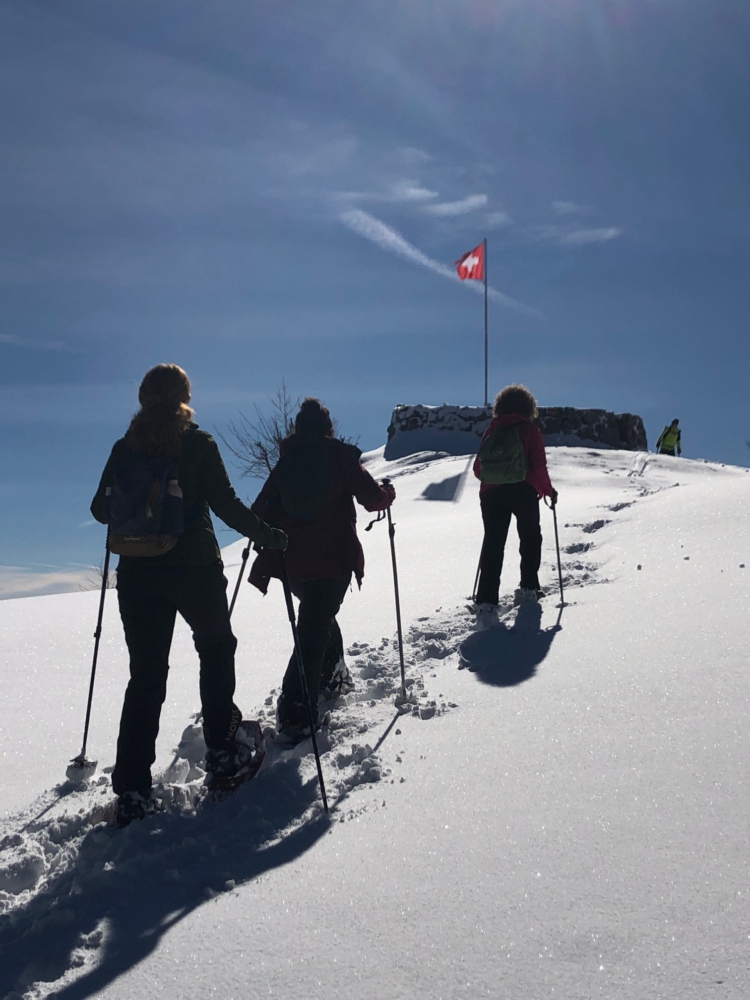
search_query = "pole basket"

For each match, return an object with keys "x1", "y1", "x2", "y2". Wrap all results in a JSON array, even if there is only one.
[{"x1": 66, "y1": 755, "x2": 98, "y2": 782}]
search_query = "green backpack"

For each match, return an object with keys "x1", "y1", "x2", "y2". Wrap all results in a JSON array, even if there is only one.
[{"x1": 478, "y1": 424, "x2": 528, "y2": 484}]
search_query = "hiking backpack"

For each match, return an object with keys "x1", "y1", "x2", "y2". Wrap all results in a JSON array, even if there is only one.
[
  {"x1": 275, "y1": 436, "x2": 331, "y2": 522},
  {"x1": 108, "y1": 450, "x2": 184, "y2": 556},
  {"x1": 477, "y1": 424, "x2": 528, "y2": 485}
]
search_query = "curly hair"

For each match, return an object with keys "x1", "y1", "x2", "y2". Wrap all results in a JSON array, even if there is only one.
[
  {"x1": 126, "y1": 364, "x2": 194, "y2": 456},
  {"x1": 294, "y1": 397, "x2": 334, "y2": 437},
  {"x1": 493, "y1": 384, "x2": 538, "y2": 420}
]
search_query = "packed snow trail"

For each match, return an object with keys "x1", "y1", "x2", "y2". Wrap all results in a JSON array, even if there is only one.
[
  {"x1": 0, "y1": 447, "x2": 677, "y2": 994},
  {"x1": 0, "y1": 583, "x2": 469, "y2": 998},
  {"x1": 1, "y1": 447, "x2": 749, "y2": 998}
]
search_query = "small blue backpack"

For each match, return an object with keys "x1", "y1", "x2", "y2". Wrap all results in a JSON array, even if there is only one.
[{"x1": 108, "y1": 450, "x2": 184, "y2": 556}]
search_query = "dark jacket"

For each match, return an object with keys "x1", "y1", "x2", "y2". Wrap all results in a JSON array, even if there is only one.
[
  {"x1": 474, "y1": 413, "x2": 554, "y2": 499},
  {"x1": 249, "y1": 436, "x2": 394, "y2": 592},
  {"x1": 91, "y1": 424, "x2": 284, "y2": 567}
]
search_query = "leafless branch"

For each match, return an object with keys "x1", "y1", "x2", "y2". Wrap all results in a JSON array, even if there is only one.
[
  {"x1": 220, "y1": 379, "x2": 299, "y2": 479},
  {"x1": 221, "y1": 380, "x2": 361, "y2": 480},
  {"x1": 79, "y1": 561, "x2": 117, "y2": 592}
]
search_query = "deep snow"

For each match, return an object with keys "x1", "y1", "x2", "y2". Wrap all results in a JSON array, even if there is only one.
[{"x1": 1, "y1": 445, "x2": 749, "y2": 999}]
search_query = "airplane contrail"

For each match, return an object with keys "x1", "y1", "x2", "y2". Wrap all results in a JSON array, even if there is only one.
[{"x1": 339, "y1": 209, "x2": 541, "y2": 318}]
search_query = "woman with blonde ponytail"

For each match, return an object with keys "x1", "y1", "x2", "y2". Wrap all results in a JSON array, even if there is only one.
[{"x1": 91, "y1": 364, "x2": 287, "y2": 826}]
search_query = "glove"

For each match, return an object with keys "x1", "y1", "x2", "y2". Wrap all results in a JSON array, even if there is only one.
[
  {"x1": 550, "y1": 488, "x2": 558, "y2": 507},
  {"x1": 268, "y1": 528, "x2": 288, "y2": 551},
  {"x1": 382, "y1": 481, "x2": 396, "y2": 502}
]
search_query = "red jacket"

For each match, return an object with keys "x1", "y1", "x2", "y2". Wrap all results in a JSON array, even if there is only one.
[
  {"x1": 249, "y1": 437, "x2": 394, "y2": 592},
  {"x1": 473, "y1": 414, "x2": 554, "y2": 498}
]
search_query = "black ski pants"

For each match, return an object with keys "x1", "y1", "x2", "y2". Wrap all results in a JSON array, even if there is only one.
[
  {"x1": 476, "y1": 482, "x2": 542, "y2": 605},
  {"x1": 113, "y1": 561, "x2": 238, "y2": 797},
  {"x1": 279, "y1": 574, "x2": 351, "y2": 726}
]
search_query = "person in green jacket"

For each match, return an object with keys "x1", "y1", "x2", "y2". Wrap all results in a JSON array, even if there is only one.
[
  {"x1": 656, "y1": 419, "x2": 682, "y2": 456},
  {"x1": 91, "y1": 363, "x2": 287, "y2": 826}
]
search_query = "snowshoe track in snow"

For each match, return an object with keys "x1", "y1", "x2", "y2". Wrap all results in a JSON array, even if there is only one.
[{"x1": 0, "y1": 620, "x2": 458, "y2": 997}]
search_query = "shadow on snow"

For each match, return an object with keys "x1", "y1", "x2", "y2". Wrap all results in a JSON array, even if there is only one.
[
  {"x1": 0, "y1": 757, "x2": 329, "y2": 999},
  {"x1": 459, "y1": 602, "x2": 563, "y2": 686}
]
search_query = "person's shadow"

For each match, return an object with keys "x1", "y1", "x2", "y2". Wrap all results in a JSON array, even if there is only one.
[
  {"x1": 0, "y1": 756, "x2": 329, "y2": 1000},
  {"x1": 458, "y1": 602, "x2": 562, "y2": 686}
]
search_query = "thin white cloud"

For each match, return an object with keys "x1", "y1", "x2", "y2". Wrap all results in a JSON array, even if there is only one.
[
  {"x1": 561, "y1": 227, "x2": 622, "y2": 246},
  {"x1": 386, "y1": 179, "x2": 438, "y2": 202},
  {"x1": 532, "y1": 224, "x2": 622, "y2": 247},
  {"x1": 552, "y1": 200, "x2": 587, "y2": 216},
  {"x1": 0, "y1": 382, "x2": 136, "y2": 424},
  {"x1": 338, "y1": 209, "x2": 541, "y2": 317},
  {"x1": 397, "y1": 147, "x2": 433, "y2": 166},
  {"x1": 0, "y1": 333, "x2": 67, "y2": 351},
  {"x1": 486, "y1": 211, "x2": 512, "y2": 228},
  {"x1": 423, "y1": 194, "x2": 488, "y2": 217},
  {"x1": 334, "y1": 179, "x2": 438, "y2": 203},
  {"x1": 0, "y1": 564, "x2": 93, "y2": 600}
]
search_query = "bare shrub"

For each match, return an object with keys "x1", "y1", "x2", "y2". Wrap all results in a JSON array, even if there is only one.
[
  {"x1": 222, "y1": 381, "x2": 359, "y2": 479},
  {"x1": 80, "y1": 561, "x2": 117, "y2": 592}
]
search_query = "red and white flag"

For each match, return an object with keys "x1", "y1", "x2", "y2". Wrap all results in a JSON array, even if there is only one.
[{"x1": 454, "y1": 242, "x2": 484, "y2": 281}]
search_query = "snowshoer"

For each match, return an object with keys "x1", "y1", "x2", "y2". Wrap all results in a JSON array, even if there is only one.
[
  {"x1": 473, "y1": 384, "x2": 556, "y2": 608},
  {"x1": 91, "y1": 364, "x2": 287, "y2": 826},
  {"x1": 656, "y1": 419, "x2": 682, "y2": 456},
  {"x1": 249, "y1": 397, "x2": 395, "y2": 743}
]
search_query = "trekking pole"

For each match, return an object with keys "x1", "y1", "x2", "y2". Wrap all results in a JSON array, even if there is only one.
[
  {"x1": 68, "y1": 531, "x2": 111, "y2": 776},
  {"x1": 228, "y1": 543, "x2": 251, "y2": 619},
  {"x1": 365, "y1": 485, "x2": 407, "y2": 701},
  {"x1": 279, "y1": 556, "x2": 329, "y2": 814},
  {"x1": 471, "y1": 556, "x2": 481, "y2": 603},
  {"x1": 385, "y1": 505, "x2": 407, "y2": 702},
  {"x1": 546, "y1": 495, "x2": 565, "y2": 606}
]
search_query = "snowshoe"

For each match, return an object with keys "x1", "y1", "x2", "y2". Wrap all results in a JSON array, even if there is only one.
[
  {"x1": 468, "y1": 601, "x2": 500, "y2": 630},
  {"x1": 205, "y1": 719, "x2": 266, "y2": 797},
  {"x1": 275, "y1": 710, "x2": 331, "y2": 747}
]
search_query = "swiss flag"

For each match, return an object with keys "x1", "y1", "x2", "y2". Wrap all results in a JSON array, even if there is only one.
[{"x1": 455, "y1": 242, "x2": 484, "y2": 281}]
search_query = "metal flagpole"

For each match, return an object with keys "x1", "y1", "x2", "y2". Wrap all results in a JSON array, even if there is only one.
[{"x1": 483, "y1": 237, "x2": 488, "y2": 406}]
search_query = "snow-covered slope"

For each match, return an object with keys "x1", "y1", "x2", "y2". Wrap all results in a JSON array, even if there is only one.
[{"x1": 1, "y1": 447, "x2": 749, "y2": 999}]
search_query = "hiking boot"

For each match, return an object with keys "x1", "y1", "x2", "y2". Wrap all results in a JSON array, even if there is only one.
[
  {"x1": 276, "y1": 710, "x2": 331, "y2": 746},
  {"x1": 473, "y1": 601, "x2": 498, "y2": 614},
  {"x1": 115, "y1": 791, "x2": 159, "y2": 828},
  {"x1": 513, "y1": 587, "x2": 539, "y2": 606},
  {"x1": 276, "y1": 720, "x2": 312, "y2": 745},
  {"x1": 320, "y1": 657, "x2": 355, "y2": 700},
  {"x1": 277, "y1": 692, "x2": 315, "y2": 729}
]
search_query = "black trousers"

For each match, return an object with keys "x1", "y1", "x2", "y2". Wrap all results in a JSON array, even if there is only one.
[
  {"x1": 476, "y1": 482, "x2": 542, "y2": 605},
  {"x1": 279, "y1": 574, "x2": 351, "y2": 726},
  {"x1": 113, "y1": 561, "x2": 238, "y2": 797}
]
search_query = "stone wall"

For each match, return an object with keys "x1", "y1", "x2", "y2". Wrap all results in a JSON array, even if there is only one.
[
  {"x1": 384, "y1": 404, "x2": 647, "y2": 460},
  {"x1": 537, "y1": 406, "x2": 647, "y2": 451}
]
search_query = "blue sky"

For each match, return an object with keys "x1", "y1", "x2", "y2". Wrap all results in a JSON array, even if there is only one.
[{"x1": 1, "y1": 0, "x2": 749, "y2": 596}]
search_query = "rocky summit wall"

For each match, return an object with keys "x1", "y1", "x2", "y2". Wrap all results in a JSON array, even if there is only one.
[{"x1": 384, "y1": 404, "x2": 647, "y2": 460}]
